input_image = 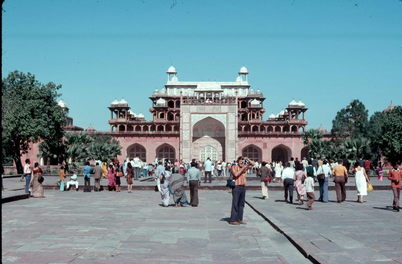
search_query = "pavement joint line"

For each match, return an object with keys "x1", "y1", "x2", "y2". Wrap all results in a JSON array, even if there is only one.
[{"x1": 245, "y1": 200, "x2": 322, "y2": 264}]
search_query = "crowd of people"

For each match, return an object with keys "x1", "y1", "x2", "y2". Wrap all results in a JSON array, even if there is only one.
[{"x1": 21, "y1": 155, "x2": 401, "y2": 216}]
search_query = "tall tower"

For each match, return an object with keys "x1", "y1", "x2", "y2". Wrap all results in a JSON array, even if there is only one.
[{"x1": 238, "y1": 66, "x2": 248, "y2": 82}]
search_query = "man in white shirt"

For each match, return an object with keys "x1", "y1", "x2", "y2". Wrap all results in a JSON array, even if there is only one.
[
  {"x1": 23, "y1": 159, "x2": 32, "y2": 194},
  {"x1": 281, "y1": 162, "x2": 295, "y2": 204},
  {"x1": 204, "y1": 158, "x2": 213, "y2": 183},
  {"x1": 132, "y1": 156, "x2": 142, "y2": 180}
]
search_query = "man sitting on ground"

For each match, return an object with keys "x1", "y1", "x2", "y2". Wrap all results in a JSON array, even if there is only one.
[{"x1": 66, "y1": 173, "x2": 79, "y2": 191}]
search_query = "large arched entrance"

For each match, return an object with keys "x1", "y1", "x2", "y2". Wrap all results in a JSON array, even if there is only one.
[
  {"x1": 192, "y1": 117, "x2": 225, "y2": 162},
  {"x1": 127, "y1": 143, "x2": 146, "y2": 161},
  {"x1": 271, "y1": 144, "x2": 292, "y2": 163},
  {"x1": 156, "y1": 144, "x2": 176, "y2": 162},
  {"x1": 242, "y1": 145, "x2": 262, "y2": 162},
  {"x1": 301, "y1": 146, "x2": 309, "y2": 159}
]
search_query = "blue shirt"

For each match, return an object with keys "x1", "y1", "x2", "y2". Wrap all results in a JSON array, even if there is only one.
[
  {"x1": 204, "y1": 160, "x2": 212, "y2": 172},
  {"x1": 83, "y1": 165, "x2": 92, "y2": 178}
]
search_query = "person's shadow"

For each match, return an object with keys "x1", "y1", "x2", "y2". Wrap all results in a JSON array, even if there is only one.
[
  {"x1": 220, "y1": 217, "x2": 231, "y2": 223},
  {"x1": 372, "y1": 206, "x2": 400, "y2": 211}
]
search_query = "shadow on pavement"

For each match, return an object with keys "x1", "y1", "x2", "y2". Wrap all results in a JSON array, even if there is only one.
[
  {"x1": 220, "y1": 217, "x2": 231, "y2": 222},
  {"x1": 372, "y1": 206, "x2": 399, "y2": 211}
]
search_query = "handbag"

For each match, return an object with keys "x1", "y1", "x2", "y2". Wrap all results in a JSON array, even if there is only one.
[
  {"x1": 367, "y1": 183, "x2": 373, "y2": 192},
  {"x1": 317, "y1": 173, "x2": 325, "y2": 180},
  {"x1": 264, "y1": 177, "x2": 272, "y2": 183},
  {"x1": 154, "y1": 185, "x2": 159, "y2": 192},
  {"x1": 116, "y1": 171, "x2": 123, "y2": 177},
  {"x1": 226, "y1": 179, "x2": 235, "y2": 188},
  {"x1": 38, "y1": 176, "x2": 44, "y2": 184}
]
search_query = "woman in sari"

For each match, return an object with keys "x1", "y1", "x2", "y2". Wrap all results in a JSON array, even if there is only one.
[
  {"x1": 107, "y1": 164, "x2": 116, "y2": 191},
  {"x1": 294, "y1": 163, "x2": 306, "y2": 204},
  {"x1": 169, "y1": 169, "x2": 189, "y2": 207},
  {"x1": 126, "y1": 162, "x2": 134, "y2": 193},
  {"x1": 30, "y1": 162, "x2": 45, "y2": 198}
]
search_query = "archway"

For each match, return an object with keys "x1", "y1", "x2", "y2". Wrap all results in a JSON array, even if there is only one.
[
  {"x1": 156, "y1": 144, "x2": 176, "y2": 162},
  {"x1": 271, "y1": 144, "x2": 292, "y2": 163},
  {"x1": 242, "y1": 145, "x2": 262, "y2": 162},
  {"x1": 127, "y1": 143, "x2": 146, "y2": 161},
  {"x1": 192, "y1": 117, "x2": 225, "y2": 161},
  {"x1": 301, "y1": 146, "x2": 309, "y2": 159}
]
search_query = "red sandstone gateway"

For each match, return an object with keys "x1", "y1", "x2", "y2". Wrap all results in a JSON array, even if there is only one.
[{"x1": 24, "y1": 66, "x2": 309, "y2": 164}]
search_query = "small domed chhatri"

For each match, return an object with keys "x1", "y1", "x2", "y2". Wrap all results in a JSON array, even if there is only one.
[
  {"x1": 58, "y1": 100, "x2": 67, "y2": 108},
  {"x1": 239, "y1": 66, "x2": 248, "y2": 74},
  {"x1": 167, "y1": 66, "x2": 177, "y2": 73}
]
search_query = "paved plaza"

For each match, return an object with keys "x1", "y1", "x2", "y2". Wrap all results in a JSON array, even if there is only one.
[{"x1": 2, "y1": 187, "x2": 401, "y2": 264}]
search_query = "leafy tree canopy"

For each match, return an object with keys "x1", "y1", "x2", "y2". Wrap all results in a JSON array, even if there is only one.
[
  {"x1": 2, "y1": 71, "x2": 66, "y2": 173},
  {"x1": 379, "y1": 106, "x2": 402, "y2": 163},
  {"x1": 331, "y1": 99, "x2": 368, "y2": 138}
]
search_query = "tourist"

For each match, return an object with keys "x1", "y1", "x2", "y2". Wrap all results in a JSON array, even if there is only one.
[
  {"x1": 311, "y1": 157, "x2": 318, "y2": 170},
  {"x1": 59, "y1": 165, "x2": 66, "y2": 191},
  {"x1": 187, "y1": 161, "x2": 202, "y2": 207},
  {"x1": 316, "y1": 160, "x2": 331, "y2": 202},
  {"x1": 93, "y1": 162, "x2": 102, "y2": 191},
  {"x1": 354, "y1": 162, "x2": 370, "y2": 203},
  {"x1": 29, "y1": 162, "x2": 44, "y2": 198},
  {"x1": 66, "y1": 173, "x2": 79, "y2": 191},
  {"x1": 222, "y1": 161, "x2": 227, "y2": 177},
  {"x1": 289, "y1": 157, "x2": 295, "y2": 169},
  {"x1": 101, "y1": 161, "x2": 108, "y2": 179},
  {"x1": 83, "y1": 161, "x2": 93, "y2": 192},
  {"x1": 114, "y1": 162, "x2": 124, "y2": 192},
  {"x1": 357, "y1": 157, "x2": 365, "y2": 168},
  {"x1": 132, "y1": 156, "x2": 141, "y2": 180},
  {"x1": 228, "y1": 156, "x2": 254, "y2": 225},
  {"x1": 157, "y1": 171, "x2": 171, "y2": 207},
  {"x1": 204, "y1": 157, "x2": 213, "y2": 183},
  {"x1": 282, "y1": 162, "x2": 295, "y2": 204},
  {"x1": 274, "y1": 161, "x2": 283, "y2": 183},
  {"x1": 174, "y1": 159, "x2": 180, "y2": 173},
  {"x1": 364, "y1": 159, "x2": 372, "y2": 177},
  {"x1": 294, "y1": 162, "x2": 306, "y2": 205},
  {"x1": 259, "y1": 161, "x2": 271, "y2": 200},
  {"x1": 147, "y1": 163, "x2": 154, "y2": 177},
  {"x1": 333, "y1": 160, "x2": 348, "y2": 203},
  {"x1": 304, "y1": 172, "x2": 315, "y2": 210},
  {"x1": 125, "y1": 162, "x2": 134, "y2": 193},
  {"x1": 169, "y1": 168, "x2": 189, "y2": 207},
  {"x1": 156, "y1": 160, "x2": 165, "y2": 179},
  {"x1": 306, "y1": 159, "x2": 317, "y2": 181},
  {"x1": 107, "y1": 164, "x2": 116, "y2": 191},
  {"x1": 23, "y1": 159, "x2": 32, "y2": 194},
  {"x1": 387, "y1": 162, "x2": 401, "y2": 212},
  {"x1": 376, "y1": 163, "x2": 383, "y2": 181},
  {"x1": 216, "y1": 161, "x2": 223, "y2": 177},
  {"x1": 301, "y1": 157, "x2": 308, "y2": 168}
]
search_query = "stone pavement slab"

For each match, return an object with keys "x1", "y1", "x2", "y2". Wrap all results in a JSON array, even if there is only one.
[
  {"x1": 2, "y1": 190, "x2": 310, "y2": 264},
  {"x1": 246, "y1": 190, "x2": 402, "y2": 264}
]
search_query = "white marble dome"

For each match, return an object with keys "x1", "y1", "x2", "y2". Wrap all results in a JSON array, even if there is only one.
[
  {"x1": 167, "y1": 66, "x2": 177, "y2": 73},
  {"x1": 156, "y1": 98, "x2": 166, "y2": 105},
  {"x1": 119, "y1": 99, "x2": 128, "y2": 104},
  {"x1": 137, "y1": 113, "x2": 144, "y2": 118},
  {"x1": 239, "y1": 66, "x2": 248, "y2": 74},
  {"x1": 269, "y1": 113, "x2": 276, "y2": 119},
  {"x1": 250, "y1": 99, "x2": 260, "y2": 105},
  {"x1": 297, "y1": 100, "x2": 305, "y2": 107},
  {"x1": 111, "y1": 99, "x2": 119, "y2": 105}
]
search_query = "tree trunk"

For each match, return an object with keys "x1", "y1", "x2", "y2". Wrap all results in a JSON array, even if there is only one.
[{"x1": 14, "y1": 157, "x2": 23, "y2": 174}]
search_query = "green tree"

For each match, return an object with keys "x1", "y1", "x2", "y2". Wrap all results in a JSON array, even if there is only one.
[
  {"x1": 331, "y1": 99, "x2": 369, "y2": 138},
  {"x1": 379, "y1": 106, "x2": 402, "y2": 163},
  {"x1": 87, "y1": 134, "x2": 122, "y2": 162},
  {"x1": 302, "y1": 128, "x2": 323, "y2": 145},
  {"x1": 367, "y1": 111, "x2": 386, "y2": 161},
  {"x1": 2, "y1": 71, "x2": 66, "y2": 173},
  {"x1": 338, "y1": 137, "x2": 371, "y2": 161}
]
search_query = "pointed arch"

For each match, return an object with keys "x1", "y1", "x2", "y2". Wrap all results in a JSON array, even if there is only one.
[
  {"x1": 271, "y1": 144, "x2": 292, "y2": 163},
  {"x1": 242, "y1": 144, "x2": 262, "y2": 162},
  {"x1": 127, "y1": 143, "x2": 146, "y2": 161},
  {"x1": 156, "y1": 143, "x2": 176, "y2": 162}
]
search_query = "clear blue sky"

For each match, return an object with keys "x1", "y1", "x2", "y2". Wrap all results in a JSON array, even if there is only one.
[{"x1": 3, "y1": 0, "x2": 402, "y2": 131}]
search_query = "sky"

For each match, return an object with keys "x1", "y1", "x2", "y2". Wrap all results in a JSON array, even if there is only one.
[{"x1": 3, "y1": 0, "x2": 402, "y2": 131}]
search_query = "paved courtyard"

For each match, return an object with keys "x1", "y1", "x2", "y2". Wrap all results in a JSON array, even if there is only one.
[{"x1": 2, "y1": 189, "x2": 401, "y2": 264}]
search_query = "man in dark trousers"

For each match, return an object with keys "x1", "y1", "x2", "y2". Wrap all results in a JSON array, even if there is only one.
[{"x1": 93, "y1": 162, "x2": 102, "y2": 191}]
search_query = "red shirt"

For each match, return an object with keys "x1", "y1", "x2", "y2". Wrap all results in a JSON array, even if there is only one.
[{"x1": 388, "y1": 169, "x2": 401, "y2": 189}]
